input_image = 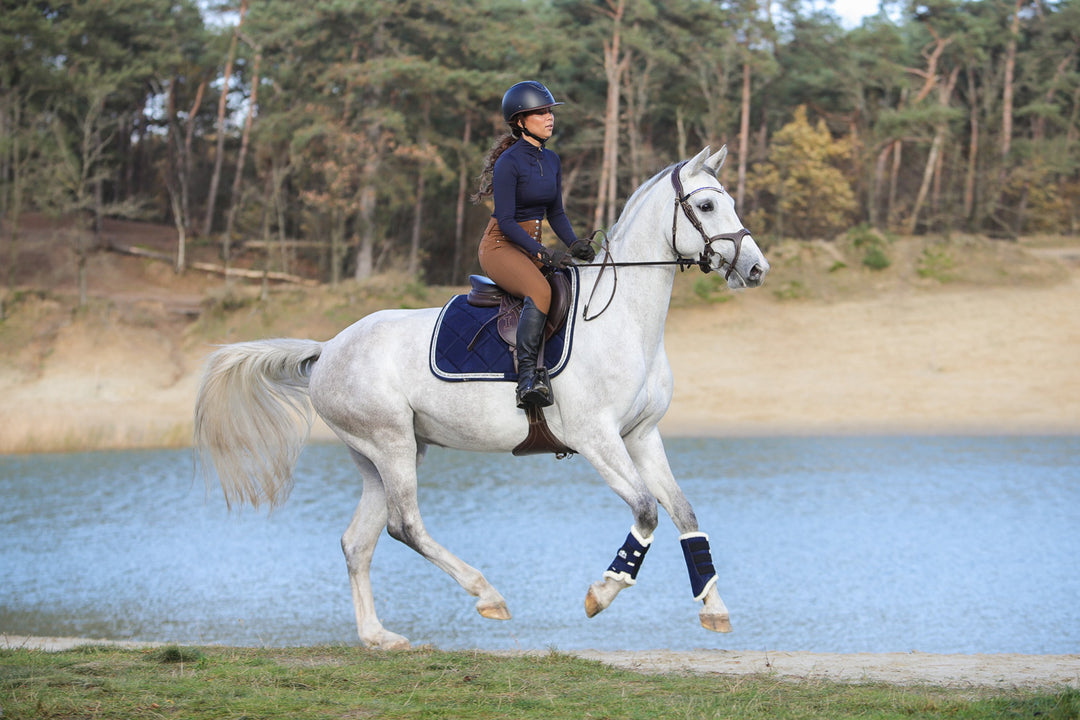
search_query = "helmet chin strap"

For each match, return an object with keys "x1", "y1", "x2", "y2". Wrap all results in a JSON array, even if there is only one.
[{"x1": 517, "y1": 122, "x2": 548, "y2": 148}]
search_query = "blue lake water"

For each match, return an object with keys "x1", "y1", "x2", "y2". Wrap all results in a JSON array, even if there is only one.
[{"x1": 1, "y1": 436, "x2": 1077, "y2": 654}]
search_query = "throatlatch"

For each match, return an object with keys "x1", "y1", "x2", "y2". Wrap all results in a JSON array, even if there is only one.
[
  {"x1": 680, "y1": 532, "x2": 717, "y2": 601},
  {"x1": 603, "y1": 526, "x2": 653, "y2": 585}
]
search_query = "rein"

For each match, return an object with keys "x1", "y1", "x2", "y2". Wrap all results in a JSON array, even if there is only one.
[{"x1": 581, "y1": 161, "x2": 751, "y2": 321}]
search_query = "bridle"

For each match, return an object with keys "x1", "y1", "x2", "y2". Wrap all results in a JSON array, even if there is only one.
[
  {"x1": 581, "y1": 161, "x2": 752, "y2": 320},
  {"x1": 669, "y1": 160, "x2": 750, "y2": 280}
]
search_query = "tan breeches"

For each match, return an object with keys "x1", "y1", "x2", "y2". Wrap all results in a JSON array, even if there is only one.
[{"x1": 477, "y1": 218, "x2": 551, "y2": 314}]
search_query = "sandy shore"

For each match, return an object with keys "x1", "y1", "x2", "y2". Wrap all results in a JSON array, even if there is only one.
[
  {"x1": 4, "y1": 635, "x2": 1076, "y2": 689},
  {"x1": 2, "y1": 272, "x2": 1078, "y2": 454},
  {"x1": 661, "y1": 274, "x2": 1080, "y2": 437}
]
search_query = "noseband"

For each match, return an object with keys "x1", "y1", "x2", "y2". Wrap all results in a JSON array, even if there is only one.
[{"x1": 670, "y1": 160, "x2": 750, "y2": 279}]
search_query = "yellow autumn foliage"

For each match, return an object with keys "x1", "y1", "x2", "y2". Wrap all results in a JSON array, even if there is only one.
[{"x1": 750, "y1": 106, "x2": 857, "y2": 239}]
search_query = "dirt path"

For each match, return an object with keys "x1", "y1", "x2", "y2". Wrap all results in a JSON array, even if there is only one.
[{"x1": 572, "y1": 649, "x2": 1080, "y2": 689}]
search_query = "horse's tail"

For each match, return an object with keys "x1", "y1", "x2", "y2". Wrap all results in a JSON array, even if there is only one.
[{"x1": 194, "y1": 338, "x2": 322, "y2": 510}]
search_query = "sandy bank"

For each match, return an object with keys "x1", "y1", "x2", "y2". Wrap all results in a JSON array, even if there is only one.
[{"x1": 5, "y1": 276, "x2": 1078, "y2": 454}]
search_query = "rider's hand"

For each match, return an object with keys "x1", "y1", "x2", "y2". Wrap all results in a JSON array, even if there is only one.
[
  {"x1": 538, "y1": 247, "x2": 575, "y2": 269},
  {"x1": 569, "y1": 239, "x2": 596, "y2": 262}
]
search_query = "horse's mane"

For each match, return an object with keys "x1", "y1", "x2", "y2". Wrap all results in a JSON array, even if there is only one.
[{"x1": 607, "y1": 162, "x2": 678, "y2": 242}]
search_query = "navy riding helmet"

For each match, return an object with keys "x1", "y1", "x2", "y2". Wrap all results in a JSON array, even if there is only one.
[{"x1": 501, "y1": 81, "x2": 564, "y2": 123}]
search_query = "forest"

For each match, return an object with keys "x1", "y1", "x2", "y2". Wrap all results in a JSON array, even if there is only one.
[{"x1": 1, "y1": 0, "x2": 1078, "y2": 289}]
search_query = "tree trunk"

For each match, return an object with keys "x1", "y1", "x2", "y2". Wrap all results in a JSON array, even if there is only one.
[
  {"x1": 4, "y1": 100, "x2": 24, "y2": 295},
  {"x1": 624, "y1": 56, "x2": 652, "y2": 189},
  {"x1": 268, "y1": 159, "x2": 290, "y2": 276},
  {"x1": 355, "y1": 139, "x2": 378, "y2": 282},
  {"x1": 409, "y1": 166, "x2": 425, "y2": 277},
  {"x1": 908, "y1": 67, "x2": 959, "y2": 234},
  {"x1": 164, "y1": 78, "x2": 185, "y2": 272},
  {"x1": 452, "y1": 114, "x2": 472, "y2": 284},
  {"x1": 676, "y1": 107, "x2": 687, "y2": 161},
  {"x1": 871, "y1": 142, "x2": 891, "y2": 228},
  {"x1": 183, "y1": 79, "x2": 206, "y2": 235},
  {"x1": 202, "y1": 0, "x2": 248, "y2": 238},
  {"x1": 963, "y1": 66, "x2": 978, "y2": 223},
  {"x1": 737, "y1": 58, "x2": 752, "y2": 209},
  {"x1": 908, "y1": 133, "x2": 941, "y2": 234},
  {"x1": 1000, "y1": 0, "x2": 1022, "y2": 163},
  {"x1": 331, "y1": 210, "x2": 345, "y2": 286},
  {"x1": 887, "y1": 140, "x2": 902, "y2": 229},
  {"x1": 170, "y1": 189, "x2": 187, "y2": 273},
  {"x1": 224, "y1": 47, "x2": 261, "y2": 247},
  {"x1": 76, "y1": 229, "x2": 89, "y2": 308},
  {"x1": 593, "y1": 0, "x2": 627, "y2": 232}
]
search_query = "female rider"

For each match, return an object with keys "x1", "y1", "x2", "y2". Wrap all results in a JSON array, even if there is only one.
[{"x1": 472, "y1": 80, "x2": 595, "y2": 409}]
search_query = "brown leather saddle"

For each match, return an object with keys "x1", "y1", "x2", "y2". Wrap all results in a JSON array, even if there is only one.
[
  {"x1": 465, "y1": 271, "x2": 576, "y2": 458},
  {"x1": 466, "y1": 271, "x2": 573, "y2": 346}
]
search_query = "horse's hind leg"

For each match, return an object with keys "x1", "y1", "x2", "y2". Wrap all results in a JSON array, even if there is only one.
[
  {"x1": 626, "y1": 428, "x2": 731, "y2": 633},
  {"x1": 341, "y1": 451, "x2": 411, "y2": 649},
  {"x1": 367, "y1": 435, "x2": 512, "y2": 622}
]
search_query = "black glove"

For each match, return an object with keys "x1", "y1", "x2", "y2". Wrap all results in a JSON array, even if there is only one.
[
  {"x1": 569, "y1": 239, "x2": 596, "y2": 262},
  {"x1": 538, "y1": 247, "x2": 575, "y2": 269}
]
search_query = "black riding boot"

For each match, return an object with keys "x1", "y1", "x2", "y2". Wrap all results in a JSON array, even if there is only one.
[{"x1": 515, "y1": 297, "x2": 553, "y2": 409}]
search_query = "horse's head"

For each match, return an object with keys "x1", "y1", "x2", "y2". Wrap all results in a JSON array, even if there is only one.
[{"x1": 670, "y1": 146, "x2": 769, "y2": 289}]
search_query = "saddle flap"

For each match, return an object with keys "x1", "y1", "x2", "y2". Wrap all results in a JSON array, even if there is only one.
[
  {"x1": 545, "y1": 271, "x2": 571, "y2": 337},
  {"x1": 497, "y1": 295, "x2": 521, "y2": 348}
]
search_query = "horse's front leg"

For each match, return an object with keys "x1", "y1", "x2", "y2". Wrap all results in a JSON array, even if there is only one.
[
  {"x1": 626, "y1": 427, "x2": 732, "y2": 633},
  {"x1": 581, "y1": 436, "x2": 660, "y2": 618}
]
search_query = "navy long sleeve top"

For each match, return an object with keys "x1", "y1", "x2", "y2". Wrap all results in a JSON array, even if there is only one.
[{"x1": 491, "y1": 138, "x2": 579, "y2": 256}]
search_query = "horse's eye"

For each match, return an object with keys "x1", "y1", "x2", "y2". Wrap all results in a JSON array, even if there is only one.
[{"x1": 699, "y1": 201, "x2": 714, "y2": 212}]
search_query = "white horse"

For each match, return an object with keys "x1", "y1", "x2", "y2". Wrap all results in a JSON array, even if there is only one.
[{"x1": 194, "y1": 146, "x2": 769, "y2": 649}]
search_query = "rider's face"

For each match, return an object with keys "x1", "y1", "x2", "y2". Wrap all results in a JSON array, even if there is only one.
[{"x1": 519, "y1": 107, "x2": 554, "y2": 144}]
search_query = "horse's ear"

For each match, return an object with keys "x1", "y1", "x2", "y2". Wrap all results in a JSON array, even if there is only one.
[
  {"x1": 686, "y1": 146, "x2": 711, "y2": 176},
  {"x1": 704, "y1": 145, "x2": 728, "y2": 177}
]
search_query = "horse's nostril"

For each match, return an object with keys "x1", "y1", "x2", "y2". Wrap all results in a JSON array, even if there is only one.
[{"x1": 749, "y1": 264, "x2": 763, "y2": 282}]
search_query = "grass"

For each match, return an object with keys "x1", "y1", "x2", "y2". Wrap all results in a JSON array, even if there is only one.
[
  {"x1": 917, "y1": 245, "x2": 958, "y2": 282},
  {"x1": 848, "y1": 225, "x2": 893, "y2": 271},
  {"x1": 1, "y1": 644, "x2": 1075, "y2": 720}
]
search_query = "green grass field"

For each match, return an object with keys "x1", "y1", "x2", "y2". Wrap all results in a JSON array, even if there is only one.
[{"x1": 2, "y1": 644, "x2": 1077, "y2": 719}]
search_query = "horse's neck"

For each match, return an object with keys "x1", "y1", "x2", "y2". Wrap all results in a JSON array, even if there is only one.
[{"x1": 585, "y1": 186, "x2": 677, "y2": 350}]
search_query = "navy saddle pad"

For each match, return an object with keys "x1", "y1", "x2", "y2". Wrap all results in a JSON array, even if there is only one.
[{"x1": 429, "y1": 268, "x2": 578, "y2": 382}]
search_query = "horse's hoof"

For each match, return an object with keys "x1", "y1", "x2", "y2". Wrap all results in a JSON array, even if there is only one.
[
  {"x1": 700, "y1": 613, "x2": 732, "y2": 633},
  {"x1": 477, "y1": 600, "x2": 511, "y2": 621},
  {"x1": 366, "y1": 630, "x2": 411, "y2": 650},
  {"x1": 584, "y1": 587, "x2": 604, "y2": 618}
]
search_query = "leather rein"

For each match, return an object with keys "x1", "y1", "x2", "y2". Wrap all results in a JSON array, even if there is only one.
[{"x1": 582, "y1": 161, "x2": 751, "y2": 321}]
